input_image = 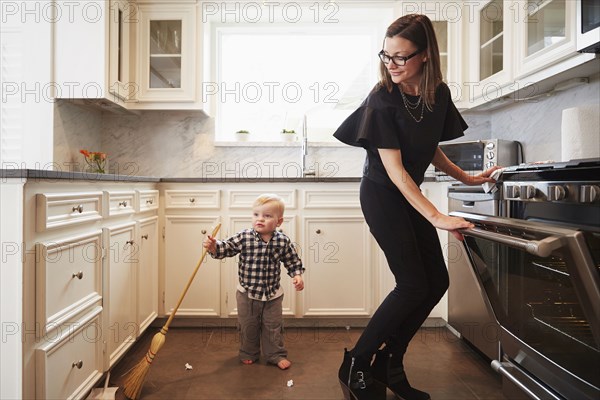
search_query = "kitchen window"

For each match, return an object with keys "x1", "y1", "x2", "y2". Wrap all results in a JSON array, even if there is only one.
[{"x1": 205, "y1": 4, "x2": 393, "y2": 143}]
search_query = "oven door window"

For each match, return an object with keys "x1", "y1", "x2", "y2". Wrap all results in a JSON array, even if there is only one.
[{"x1": 455, "y1": 214, "x2": 600, "y2": 391}]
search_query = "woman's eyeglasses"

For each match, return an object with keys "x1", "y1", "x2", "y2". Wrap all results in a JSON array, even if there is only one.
[{"x1": 378, "y1": 49, "x2": 422, "y2": 66}]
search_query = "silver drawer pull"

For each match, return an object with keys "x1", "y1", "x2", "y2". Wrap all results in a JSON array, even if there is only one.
[
  {"x1": 72, "y1": 271, "x2": 83, "y2": 280},
  {"x1": 72, "y1": 205, "x2": 83, "y2": 213},
  {"x1": 141, "y1": 234, "x2": 149, "y2": 240},
  {"x1": 72, "y1": 360, "x2": 83, "y2": 369},
  {"x1": 189, "y1": 198, "x2": 196, "y2": 203},
  {"x1": 119, "y1": 200, "x2": 128, "y2": 207},
  {"x1": 146, "y1": 199, "x2": 154, "y2": 204}
]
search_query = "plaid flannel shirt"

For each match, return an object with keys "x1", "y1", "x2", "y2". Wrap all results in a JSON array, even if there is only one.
[{"x1": 210, "y1": 229, "x2": 304, "y2": 300}]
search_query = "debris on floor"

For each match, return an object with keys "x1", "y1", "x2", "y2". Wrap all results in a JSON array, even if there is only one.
[
  {"x1": 286, "y1": 379, "x2": 294, "y2": 387},
  {"x1": 185, "y1": 363, "x2": 193, "y2": 370}
]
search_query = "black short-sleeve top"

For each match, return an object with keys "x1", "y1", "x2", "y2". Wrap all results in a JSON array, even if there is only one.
[{"x1": 333, "y1": 82, "x2": 466, "y2": 187}]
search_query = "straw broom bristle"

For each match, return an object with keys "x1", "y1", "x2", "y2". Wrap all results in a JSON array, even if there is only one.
[{"x1": 123, "y1": 328, "x2": 168, "y2": 399}]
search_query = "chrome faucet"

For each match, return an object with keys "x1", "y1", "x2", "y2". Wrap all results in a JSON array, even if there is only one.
[{"x1": 301, "y1": 114, "x2": 315, "y2": 177}]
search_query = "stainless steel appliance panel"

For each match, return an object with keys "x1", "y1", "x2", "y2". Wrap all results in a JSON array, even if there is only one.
[
  {"x1": 452, "y1": 211, "x2": 600, "y2": 400},
  {"x1": 447, "y1": 186, "x2": 500, "y2": 360}
]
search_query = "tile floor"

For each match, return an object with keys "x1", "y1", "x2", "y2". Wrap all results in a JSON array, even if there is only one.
[{"x1": 105, "y1": 325, "x2": 507, "y2": 400}]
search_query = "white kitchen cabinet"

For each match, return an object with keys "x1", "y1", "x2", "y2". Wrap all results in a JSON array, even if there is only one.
[
  {"x1": 35, "y1": 231, "x2": 104, "y2": 337},
  {"x1": 109, "y1": 0, "x2": 136, "y2": 103},
  {"x1": 164, "y1": 214, "x2": 222, "y2": 316},
  {"x1": 302, "y1": 216, "x2": 373, "y2": 316},
  {"x1": 103, "y1": 222, "x2": 137, "y2": 369},
  {"x1": 463, "y1": 0, "x2": 514, "y2": 106},
  {"x1": 132, "y1": 2, "x2": 202, "y2": 109},
  {"x1": 35, "y1": 310, "x2": 104, "y2": 400},
  {"x1": 53, "y1": 0, "x2": 133, "y2": 107},
  {"x1": 513, "y1": 0, "x2": 577, "y2": 78},
  {"x1": 460, "y1": 0, "x2": 595, "y2": 109},
  {"x1": 159, "y1": 182, "x2": 377, "y2": 319},
  {"x1": 19, "y1": 178, "x2": 159, "y2": 399},
  {"x1": 137, "y1": 216, "x2": 159, "y2": 335}
]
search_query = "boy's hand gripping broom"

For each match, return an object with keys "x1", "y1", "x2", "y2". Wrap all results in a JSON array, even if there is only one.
[{"x1": 123, "y1": 223, "x2": 221, "y2": 399}]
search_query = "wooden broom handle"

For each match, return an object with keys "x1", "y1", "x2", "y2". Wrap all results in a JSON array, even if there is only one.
[{"x1": 163, "y1": 223, "x2": 221, "y2": 330}]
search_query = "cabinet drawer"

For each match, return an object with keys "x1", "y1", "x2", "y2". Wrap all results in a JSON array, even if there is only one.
[
  {"x1": 36, "y1": 310, "x2": 103, "y2": 400},
  {"x1": 165, "y1": 190, "x2": 220, "y2": 209},
  {"x1": 303, "y1": 189, "x2": 360, "y2": 208},
  {"x1": 136, "y1": 189, "x2": 159, "y2": 212},
  {"x1": 104, "y1": 190, "x2": 136, "y2": 217},
  {"x1": 36, "y1": 192, "x2": 103, "y2": 232},
  {"x1": 36, "y1": 231, "x2": 103, "y2": 337},
  {"x1": 229, "y1": 189, "x2": 296, "y2": 209}
]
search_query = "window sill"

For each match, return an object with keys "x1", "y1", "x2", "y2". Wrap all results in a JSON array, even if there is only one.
[{"x1": 213, "y1": 141, "x2": 348, "y2": 148}]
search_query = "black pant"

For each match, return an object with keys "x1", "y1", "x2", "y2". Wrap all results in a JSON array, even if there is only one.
[{"x1": 351, "y1": 177, "x2": 449, "y2": 361}]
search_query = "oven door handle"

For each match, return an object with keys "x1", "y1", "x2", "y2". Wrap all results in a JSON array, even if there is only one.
[
  {"x1": 459, "y1": 227, "x2": 562, "y2": 257},
  {"x1": 491, "y1": 360, "x2": 565, "y2": 400}
]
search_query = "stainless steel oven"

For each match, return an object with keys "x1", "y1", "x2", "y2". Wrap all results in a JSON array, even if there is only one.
[{"x1": 450, "y1": 159, "x2": 600, "y2": 400}]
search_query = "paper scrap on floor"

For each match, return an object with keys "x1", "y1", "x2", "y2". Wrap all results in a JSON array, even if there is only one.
[{"x1": 185, "y1": 363, "x2": 193, "y2": 370}]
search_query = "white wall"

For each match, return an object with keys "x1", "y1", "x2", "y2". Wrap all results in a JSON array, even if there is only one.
[{"x1": 0, "y1": 0, "x2": 54, "y2": 170}]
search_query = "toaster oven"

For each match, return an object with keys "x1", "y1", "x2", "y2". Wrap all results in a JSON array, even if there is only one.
[{"x1": 435, "y1": 139, "x2": 521, "y2": 181}]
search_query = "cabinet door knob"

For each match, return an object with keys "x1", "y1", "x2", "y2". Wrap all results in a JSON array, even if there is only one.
[
  {"x1": 141, "y1": 234, "x2": 149, "y2": 240},
  {"x1": 72, "y1": 271, "x2": 83, "y2": 280},
  {"x1": 72, "y1": 205, "x2": 83, "y2": 213},
  {"x1": 119, "y1": 200, "x2": 128, "y2": 207},
  {"x1": 189, "y1": 198, "x2": 196, "y2": 203},
  {"x1": 201, "y1": 229, "x2": 207, "y2": 234},
  {"x1": 72, "y1": 360, "x2": 83, "y2": 369},
  {"x1": 146, "y1": 199, "x2": 154, "y2": 204},
  {"x1": 126, "y1": 240, "x2": 134, "y2": 246},
  {"x1": 316, "y1": 229, "x2": 321, "y2": 234}
]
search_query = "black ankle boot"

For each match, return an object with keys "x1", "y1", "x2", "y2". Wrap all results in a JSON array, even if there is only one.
[
  {"x1": 338, "y1": 349, "x2": 386, "y2": 400},
  {"x1": 372, "y1": 347, "x2": 430, "y2": 400}
]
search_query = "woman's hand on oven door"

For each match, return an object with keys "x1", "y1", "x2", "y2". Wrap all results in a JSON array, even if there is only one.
[{"x1": 431, "y1": 214, "x2": 474, "y2": 241}]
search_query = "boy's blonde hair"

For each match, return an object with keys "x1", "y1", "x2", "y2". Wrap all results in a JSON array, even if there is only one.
[{"x1": 253, "y1": 193, "x2": 285, "y2": 217}]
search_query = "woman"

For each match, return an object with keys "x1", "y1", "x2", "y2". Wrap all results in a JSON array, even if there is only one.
[{"x1": 333, "y1": 14, "x2": 500, "y2": 400}]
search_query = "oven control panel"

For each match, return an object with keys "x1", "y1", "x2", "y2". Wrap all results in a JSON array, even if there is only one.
[{"x1": 502, "y1": 181, "x2": 600, "y2": 204}]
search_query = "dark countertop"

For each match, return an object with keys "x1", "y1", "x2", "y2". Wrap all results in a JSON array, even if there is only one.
[
  {"x1": 0, "y1": 169, "x2": 160, "y2": 182},
  {"x1": 0, "y1": 169, "x2": 436, "y2": 183}
]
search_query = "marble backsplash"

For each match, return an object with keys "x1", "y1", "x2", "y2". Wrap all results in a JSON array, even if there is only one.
[{"x1": 53, "y1": 74, "x2": 598, "y2": 178}]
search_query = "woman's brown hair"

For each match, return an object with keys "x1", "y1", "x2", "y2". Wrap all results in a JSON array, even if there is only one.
[{"x1": 378, "y1": 14, "x2": 443, "y2": 110}]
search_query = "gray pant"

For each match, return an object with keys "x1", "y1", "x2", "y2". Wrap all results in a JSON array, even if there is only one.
[{"x1": 236, "y1": 290, "x2": 287, "y2": 364}]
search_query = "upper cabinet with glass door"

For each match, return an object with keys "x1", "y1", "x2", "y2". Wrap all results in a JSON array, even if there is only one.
[
  {"x1": 513, "y1": 0, "x2": 577, "y2": 78},
  {"x1": 463, "y1": 0, "x2": 513, "y2": 107},
  {"x1": 132, "y1": 2, "x2": 202, "y2": 109},
  {"x1": 461, "y1": 0, "x2": 595, "y2": 109}
]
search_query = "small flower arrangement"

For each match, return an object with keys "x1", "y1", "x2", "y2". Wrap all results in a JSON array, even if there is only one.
[{"x1": 80, "y1": 149, "x2": 107, "y2": 173}]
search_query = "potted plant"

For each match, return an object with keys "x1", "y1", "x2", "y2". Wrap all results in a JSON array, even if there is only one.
[
  {"x1": 235, "y1": 130, "x2": 250, "y2": 142},
  {"x1": 280, "y1": 129, "x2": 297, "y2": 142}
]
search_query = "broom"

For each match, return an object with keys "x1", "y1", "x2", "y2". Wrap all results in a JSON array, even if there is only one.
[{"x1": 123, "y1": 223, "x2": 221, "y2": 399}]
